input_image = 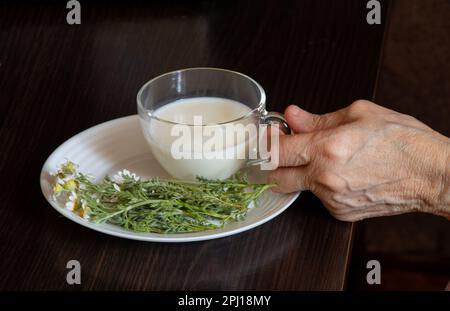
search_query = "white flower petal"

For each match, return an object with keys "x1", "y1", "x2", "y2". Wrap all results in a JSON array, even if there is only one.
[
  {"x1": 65, "y1": 201, "x2": 75, "y2": 211},
  {"x1": 69, "y1": 192, "x2": 77, "y2": 201},
  {"x1": 132, "y1": 174, "x2": 140, "y2": 181},
  {"x1": 113, "y1": 173, "x2": 125, "y2": 184}
]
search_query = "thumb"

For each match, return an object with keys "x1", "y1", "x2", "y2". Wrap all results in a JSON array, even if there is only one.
[{"x1": 284, "y1": 105, "x2": 346, "y2": 133}]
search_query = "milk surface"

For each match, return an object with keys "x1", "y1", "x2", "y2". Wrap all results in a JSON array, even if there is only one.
[
  {"x1": 155, "y1": 97, "x2": 251, "y2": 125},
  {"x1": 142, "y1": 97, "x2": 256, "y2": 180}
]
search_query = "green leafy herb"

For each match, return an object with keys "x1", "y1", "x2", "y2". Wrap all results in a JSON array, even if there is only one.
[{"x1": 52, "y1": 161, "x2": 273, "y2": 233}]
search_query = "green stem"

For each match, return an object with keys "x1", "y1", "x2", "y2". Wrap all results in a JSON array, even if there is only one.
[{"x1": 93, "y1": 199, "x2": 165, "y2": 223}]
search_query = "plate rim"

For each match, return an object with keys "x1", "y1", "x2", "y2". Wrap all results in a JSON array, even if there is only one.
[{"x1": 40, "y1": 115, "x2": 300, "y2": 242}]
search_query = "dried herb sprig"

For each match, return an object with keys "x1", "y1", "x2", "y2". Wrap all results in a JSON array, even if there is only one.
[{"x1": 52, "y1": 161, "x2": 273, "y2": 233}]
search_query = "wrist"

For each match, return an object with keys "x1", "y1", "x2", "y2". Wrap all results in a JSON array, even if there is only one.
[
  {"x1": 425, "y1": 135, "x2": 450, "y2": 218},
  {"x1": 435, "y1": 149, "x2": 450, "y2": 218}
]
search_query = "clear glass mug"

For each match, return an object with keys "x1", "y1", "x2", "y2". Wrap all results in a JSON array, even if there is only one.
[{"x1": 137, "y1": 68, "x2": 290, "y2": 180}]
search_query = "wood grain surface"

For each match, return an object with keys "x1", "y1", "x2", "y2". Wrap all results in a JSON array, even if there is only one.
[{"x1": 0, "y1": 0, "x2": 388, "y2": 290}]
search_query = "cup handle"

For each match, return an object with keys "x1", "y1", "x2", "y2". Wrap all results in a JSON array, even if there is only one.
[
  {"x1": 245, "y1": 111, "x2": 292, "y2": 167},
  {"x1": 264, "y1": 111, "x2": 292, "y2": 135}
]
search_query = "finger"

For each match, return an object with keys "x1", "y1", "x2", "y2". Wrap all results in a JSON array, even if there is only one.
[
  {"x1": 276, "y1": 133, "x2": 314, "y2": 167},
  {"x1": 285, "y1": 105, "x2": 347, "y2": 133},
  {"x1": 268, "y1": 166, "x2": 310, "y2": 193}
]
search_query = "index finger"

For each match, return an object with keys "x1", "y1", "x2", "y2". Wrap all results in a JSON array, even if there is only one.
[{"x1": 275, "y1": 132, "x2": 315, "y2": 167}]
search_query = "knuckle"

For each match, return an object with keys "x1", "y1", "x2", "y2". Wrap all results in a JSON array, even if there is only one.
[
  {"x1": 322, "y1": 132, "x2": 353, "y2": 162},
  {"x1": 348, "y1": 100, "x2": 372, "y2": 114}
]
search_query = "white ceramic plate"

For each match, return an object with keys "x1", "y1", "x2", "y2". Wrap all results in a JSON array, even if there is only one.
[{"x1": 40, "y1": 115, "x2": 300, "y2": 242}]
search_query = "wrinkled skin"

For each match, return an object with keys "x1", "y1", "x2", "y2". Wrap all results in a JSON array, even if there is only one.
[{"x1": 269, "y1": 100, "x2": 450, "y2": 221}]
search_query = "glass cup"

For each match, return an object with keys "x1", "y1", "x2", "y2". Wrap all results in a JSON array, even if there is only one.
[{"x1": 137, "y1": 67, "x2": 290, "y2": 180}]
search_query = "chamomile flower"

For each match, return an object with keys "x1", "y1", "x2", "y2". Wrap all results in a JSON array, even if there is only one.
[
  {"x1": 63, "y1": 179, "x2": 77, "y2": 191},
  {"x1": 113, "y1": 169, "x2": 140, "y2": 183},
  {"x1": 80, "y1": 199, "x2": 91, "y2": 220},
  {"x1": 48, "y1": 160, "x2": 272, "y2": 234},
  {"x1": 113, "y1": 173, "x2": 125, "y2": 184},
  {"x1": 65, "y1": 191, "x2": 78, "y2": 211},
  {"x1": 53, "y1": 183, "x2": 63, "y2": 194},
  {"x1": 60, "y1": 161, "x2": 77, "y2": 175}
]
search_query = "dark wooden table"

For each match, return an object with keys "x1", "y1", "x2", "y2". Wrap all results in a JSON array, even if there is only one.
[{"x1": 0, "y1": 0, "x2": 388, "y2": 290}]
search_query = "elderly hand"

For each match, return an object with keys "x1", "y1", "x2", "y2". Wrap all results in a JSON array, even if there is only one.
[{"x1": 269, "y1": 100, "x2": 450, "y2": 221}]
